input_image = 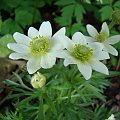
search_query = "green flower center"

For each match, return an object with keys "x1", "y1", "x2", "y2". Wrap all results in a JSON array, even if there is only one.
[
  {"x1": 29, "y1": 36, "x2": 50, "y2": 56},
  {"x1": 95, "y1": 32, "x2": 108, "y2": 43},
  {"x1": 73, "y1": 44, "x2": 93, "y2": 62}
]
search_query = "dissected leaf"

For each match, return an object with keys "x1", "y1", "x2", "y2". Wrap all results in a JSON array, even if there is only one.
[
  {"x1": 55, "y1": 4, "x2": 74, "y2": 26},
  {"x1": 15, "y1": 9, "x2": 33, "y2": 28},
  {"x1": 71, "y1": 23, "x2": 86, "y2": 35},
  {"x1": 74, "y1": 4, "x2": 85, "y2": 22},
  {"x1": 1, "y1": 18, "x2": 23, "y2": 35},
  {"x1": 4, "y1": 0, "x2": 21, "y2": 8},
  {"x1": 113, "y1": 1, "x2": 120, "y2": 9},
  {"x1": 15, "y1": 7, "x2": 41, "y2": 26},
  {"x1": 99, "y1": 5, "x2": 113, "y2": 21},
  {"x1": 55, "y1": 0, "x2": 75, "y2": 6}
]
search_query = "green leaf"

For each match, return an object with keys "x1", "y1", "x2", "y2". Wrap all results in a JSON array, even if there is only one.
[
  {"x1": 15, "y1": 9, "x2": 33, "y2": 28},
  {"x1": 44, "y1": 94, "x2": 57, "y2": 116},
  {"x1": 4, "y1": 0, "x2": 21, "y2": 8},
  {"x1": 99, "y1": 6, "x2": 113, "y2": 21},
  {"x1": 55, "y1": 0, "x2": 75, "y2": 6},
  {"x1": 50, "y1": 84, "x2": 71, "y2": 90},
  {"x1": 55, "y1": 5, "x2": 75, "y2": 26},
  {"x1": 74, "y1": 4, "x2": 85, "y2": 22},
  {"x1": 1, "y1": 18, "x2": 23, "y2": 35},
  {"x1": 21, "y1": 0, "x2": 45, "y2": 8},
  {"x1": 0, "y1": 34, "x2": 15, "y2": 57},
  {"x1": 71, "y1": 23, "x2": 86, "y2": 36},
  {"x1": 113, "y1": 1, "x2": 120, "y2": 9},
  {"x1": 15, "y1": 7, "x2": 41, "y2": 25},
  {"x1": 0, "y1": 18, "x2": 2, "y2": 32},
  {"x1": 101, "y1": 0, "x2": 110, "y2": 4},
  {"x1": 38, "y1": 95, "x2": 45, "y2": 120}
]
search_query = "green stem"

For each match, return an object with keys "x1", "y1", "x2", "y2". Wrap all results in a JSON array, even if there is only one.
[
  {"x1": 38, "y1": 94, "x2": 45, "y2": 120},
  {"x1": 67, "y1": 88, "x2": 72, "y2": 103}
]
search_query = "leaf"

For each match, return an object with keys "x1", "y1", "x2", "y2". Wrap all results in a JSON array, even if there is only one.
[
  {"x1": 15, "y1": 7, "x2": 41, "y2": 25},
  {"x1": 55, "y1": 0, "x2": 75, "y2": 6},
  {"x1": 74, "y1": 4, "x2": 85, "y2": 22},
  {"x1": 0, "y1": 34, "x2": 15, "y2": 57},
  {"x1": 15, "y1": 9, "x2": 33, "y2": 28},
  {"x1": 50, "y1": 84, "x2": 71, "y2": 90},
  {"x1": 38, "y1": 95, "x2": 45, "y2": 120},
  {"x1": 21, "y1": 0, "x2": 45, "y2": 8},
  {"x1": 113, "y1": 1, "x2": 120, "y2": 8},
  {"x1": 44, "y1": 94, "x2": 57, "y2": 116},
  {"x1": 55, "y1": 4, "x2": 75, "y2": 26},
  {"x1": 71, "y1": 23, "x2": 86, "y2": 36},
  {"x1": 1, "y1": 18, "x2": 23, "y2": 35},
  {"x1": 99, "y1": 6, "x2": 113, "y2": 21},
  {"x1": 3, "y1": 79, "x2": 19, "y2": 86},
  {"x1": 62, "y1": 4, "x2": 75, "y2": 25},
  {"x1": 4, "y1": 0, "x2": 21, "y2": 8},
  {"x1": 0, "y1": 19, "x2": 2, "y2": 32}
]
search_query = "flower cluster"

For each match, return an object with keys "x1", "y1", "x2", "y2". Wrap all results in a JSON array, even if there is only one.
[{"x1": 7, "y1": 21, "x2": 120, "y2": 80}]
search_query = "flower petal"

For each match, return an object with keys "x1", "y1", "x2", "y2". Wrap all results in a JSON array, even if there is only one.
[
  {"x1": 53, "y1": 27, "x2": 65, "y2": 37},
  {"x1": 72, "y1": 32, "x2": 86, "y2": 44},
  {"x1": 54, "y1": 36, "x2": 74, "y2": 52},
  {"x1": 93, "y1": 51, "x2": 110, "y2": 60},
  {"x1": 50, "y1": 27, "x2": 66, "y2": 50},
  {"x1": 9, "y1": 53, "x2": 30, "y2": 60},
  {"x1": 50, "y1": 37, "x2": 64, "y2": 51},
  {"x1": 85, "y1": 36, "x2": 94, "y2": 43},
  {"x1": 27, "y1": 58, "x2": 41, "y2": 74},
  {"x1": 104, "y1": 44, "x2": 118, "y2": 56},
  {"x1": 41, "y1": 53, "x2": 56, "y2": 69},
  {"x1": 51, "y1": 50, "x2": 69, "y2": 58},
  {"x1": 88, "y1": 42, "x2": 103, "y2": 51},
  {"x1": 38, "y1": 21, "x2": 52, "y2": 38},
  {"x1": 64, "y1": 58, "x2": 77, "y2": 66},
  {"x1": 86, "y1": 24, "x2": 98, "y2": 38},
  {"x1": 101, "y1": 22, "x2": 109, "y2": 36},
  {"x1": 107, "y1": 35, "x2": 120, "y2": 45},
  {"x1": 90, "y1": 60, "x2": 109, "y2": 75},
  {"x1": 7, "y1": 43, "x2": 29, "y2": 53},
  {"x1": 77, "y1": 62, "x2": 92, "y2": 80},
  {"x1": 13, "y1": 32, "x2": 31, "y2": 45},
  {"x1": 28, "y1": 27, "x2": 39, "y2": 38}
]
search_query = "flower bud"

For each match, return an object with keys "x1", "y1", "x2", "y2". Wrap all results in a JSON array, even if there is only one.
[
  {"x1": 112, "y1": 10, "x2": 120, "y2": 25},
  {"x1": 31, "y1": 72, "x2": 46, "y2": 88}
]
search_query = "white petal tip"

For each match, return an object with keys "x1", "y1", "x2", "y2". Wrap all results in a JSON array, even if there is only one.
[
  {"x1": 7, "y1": 43, "x2": 11, "y2": 49},
  {"x1": 85, "y1": 77, "x2": 91, "y2": 80},
  {"x1": 9, "y1": 54, "x2": 13, "y2": 59},
  {"x1": 28, "y1": 70, "x2": 34, "y2": 74}
]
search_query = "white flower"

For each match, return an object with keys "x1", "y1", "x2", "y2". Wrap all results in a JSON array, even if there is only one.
[
  {"x1": 56, "y1": 32, "x2": 109, "y2": 80},
  {"x1": 106, "y1": 114, "x2": 116, "y2": 120},
  {"x1": 7, "y1": 21, "x2": 66, "y2": 74},
  {"x1": 86, "y1": 22, "x2": 120, "y2": 56},
  {"x1": 31, "y1": 72, "x2": 46, "y2": 88}
]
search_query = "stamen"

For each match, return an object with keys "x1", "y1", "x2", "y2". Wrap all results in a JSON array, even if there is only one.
[
  {"x1": 95, "y1": 32, "x2": 108, "y2": 43},
  {"x1": 29, "y1": 35, "x2": 50, "y2": 56},
  {"x1": 73, "y1": 44, "x2": 93, "y2": 62}
]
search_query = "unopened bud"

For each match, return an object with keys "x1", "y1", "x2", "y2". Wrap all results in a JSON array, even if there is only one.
[
  {"x1": 112, "y1": 10, "x2": 120, "y2": 25},
  {"x1": 31, "y1": 72, "x2": 46, "y2": 88}
]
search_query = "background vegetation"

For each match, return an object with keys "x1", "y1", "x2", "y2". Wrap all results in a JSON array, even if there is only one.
[{"x1": 0, "y1": 0, "x2": 120, "y2": 120}]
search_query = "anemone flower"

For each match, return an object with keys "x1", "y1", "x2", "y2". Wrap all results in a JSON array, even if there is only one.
[
  {"x1": 7, "y1": 21, "x2": 65, "y2": 74},
  {"x1": 86, "y1": 22, "x2": 120, "y2": 56},
  {"x1": 57, "y1": 32, "x2": 109, "y2": 80}
]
